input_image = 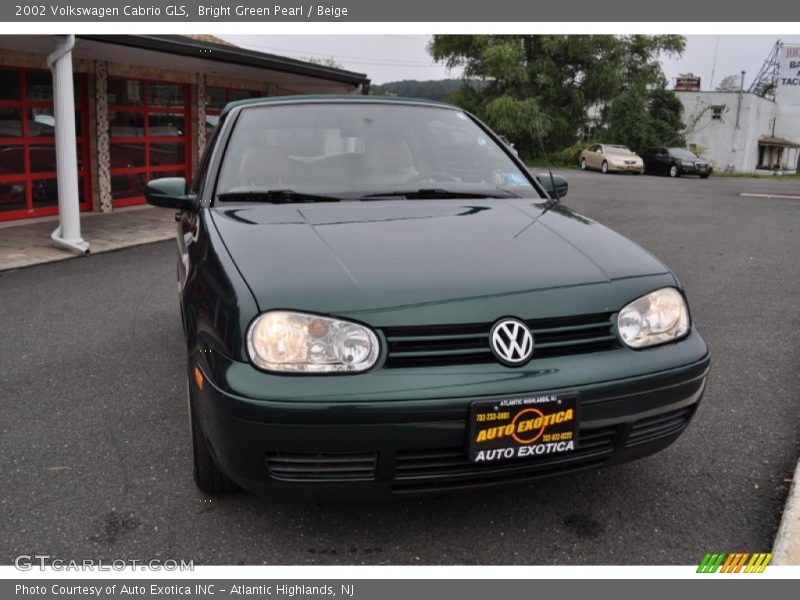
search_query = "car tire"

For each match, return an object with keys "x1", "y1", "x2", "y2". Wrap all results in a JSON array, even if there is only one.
[
  {"x1": 188, "y1": 377, "x2": 237, "y2": 494},
  {"x1": 700, "y1": 173, "x2": 710, "y2": 179},
  {"x1": 669, "y1": 165, "x2": 679, "y2": 178},
  {"x1": 580, "y1": 157, "x2": 587, "y2": 171},
  {"x1": 601, "y1": 161, "x2": 608, "y2": 174}
]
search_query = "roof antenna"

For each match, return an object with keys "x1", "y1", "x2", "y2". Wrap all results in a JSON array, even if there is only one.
[
  {"x1": 709, "y1": 35, "x2": 720, "y2": 91},
  {"x1": 533, "y1": 114, "x2": 560, "y2": 204}
]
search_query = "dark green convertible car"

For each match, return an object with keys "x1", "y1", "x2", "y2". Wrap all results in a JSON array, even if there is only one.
[{"x1": 146, "y1": 96, "x2": 710, "y2": 496}]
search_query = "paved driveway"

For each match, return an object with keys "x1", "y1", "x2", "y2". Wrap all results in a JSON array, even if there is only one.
[{"x1": 1, "y1": 172, "x2": 798, "y2": 565}]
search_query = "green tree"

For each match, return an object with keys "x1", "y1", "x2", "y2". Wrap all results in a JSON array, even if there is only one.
[
  {"x1": 302, "y1": 56, "x2": 343, "y2": 69},
  {"x1": 605, "y1": 83, "x2": 655, "y2": 153},
  {"x1": 605, "y1": 85, "x2": 685, "y2": 152},
  {"x1": 428, "y1": 35, "x2": 684, "y2": 157},
  {"x1": 649, "y1": 87, "x2": 686, "y2": 147},
  {"x1": 370, "y1": 79, "x2": 467, "y2": 101},
  {"x1": 715, "y1": 74, "x2": 740, "y2": 92}
]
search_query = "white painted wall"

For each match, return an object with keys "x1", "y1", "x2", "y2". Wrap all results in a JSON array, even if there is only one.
[
  {"x1": 677, "y1": 91, "x2": 777, "y2": 173},
  {"x1": 676, "y1": 45, "x2": 800, "y2": 175}
]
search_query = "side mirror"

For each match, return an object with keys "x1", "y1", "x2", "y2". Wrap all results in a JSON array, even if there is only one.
[
  {"x1": 536, "y1": 173, "x2": 568, "y2": 200},
  {"x1": 145, "y1": 177, "x2": 198, "y2": 212}
]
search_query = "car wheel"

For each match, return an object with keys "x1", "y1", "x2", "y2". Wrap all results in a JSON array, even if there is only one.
[
  {"x1": 669, "y1": 165, "x2": 679, "y2": 178},
  {"x1": 580, "y1": 157, "x2": 587, "y2": 171},
  {"x1": 188, "y1": 376, "x2": 237, "y2": 494},
  {"x1": 700, "y1": 173, "x2": 710, "y2": 179},
  {"x1": 601, "y1": 161, "x2": 608, "y2": 174}
]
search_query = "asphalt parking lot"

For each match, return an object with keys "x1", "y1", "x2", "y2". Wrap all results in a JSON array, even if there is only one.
[{"x1": 1, "y1": 171, "x2": 799, "y2": 565}]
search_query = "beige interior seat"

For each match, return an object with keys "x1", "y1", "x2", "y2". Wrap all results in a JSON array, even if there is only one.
[
  {"x1": 238, "y1": 145, "x2": 293, "y2": 189},
  {"x1": 359, "y1": 137, "x2": 418, "y2": 186}
]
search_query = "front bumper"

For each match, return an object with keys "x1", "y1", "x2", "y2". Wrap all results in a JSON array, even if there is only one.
[
  {"x1": 608, "y1": 163, "x2": 644, "y2": 173},
  {"x1": 192, "y1": 330, "x2": 710, "y2": 497},
  {"x1": 680, "y1": 163, "x2": 713, "y2": 176}
]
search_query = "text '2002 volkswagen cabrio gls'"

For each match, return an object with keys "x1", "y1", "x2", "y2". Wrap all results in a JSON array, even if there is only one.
[{"x1": 146, "y1": 96, "x2": 710, "y2": 497}]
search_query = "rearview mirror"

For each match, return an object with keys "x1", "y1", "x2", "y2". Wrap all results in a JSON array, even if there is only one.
[
  {"x1": 145, "y1": 177, "x2": 198, "y2": 212},
  {"x1": 535, "y1": 173, "x2": 569, "y2": 200}
]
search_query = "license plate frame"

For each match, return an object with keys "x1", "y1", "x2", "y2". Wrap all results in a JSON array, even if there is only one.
[{"x1": 467, "y1": 394, "x2": 579, "y2": 464}]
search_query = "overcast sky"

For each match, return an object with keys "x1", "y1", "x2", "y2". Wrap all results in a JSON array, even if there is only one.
[{"x1": 221, "y1": 34, "x2": 800, "y2": 89}]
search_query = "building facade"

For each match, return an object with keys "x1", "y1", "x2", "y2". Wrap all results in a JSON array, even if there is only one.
[
  {"x1": 676, "y1": 42, "x2": 800, "y2": 175},
  {"x1": 0, "y1": 35, "x2": 369, "y2": 223}
]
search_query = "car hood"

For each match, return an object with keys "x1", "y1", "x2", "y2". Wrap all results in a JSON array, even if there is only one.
[{"x1": 210, "y1": 200, "x2": 670, "y2": 316}]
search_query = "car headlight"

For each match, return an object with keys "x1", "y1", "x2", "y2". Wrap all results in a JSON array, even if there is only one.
[
  {"x1": 682, "y1": 160, "x2": 693, "y2": 166},
  {"x1": 246, "y1": 311, "x2": 380, "y2": 373},
  {"x1": 617, "y1": 288, "x2": 690, "y2": 349}
]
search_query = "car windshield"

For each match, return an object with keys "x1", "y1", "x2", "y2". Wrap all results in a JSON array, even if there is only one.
[
  {"x1": 605, "y1": 146, "x2": 632, "y2": 155},
  {"x1": 669, "y1": 148, "x2": 699, "y2": 159},
  {"x1": 215, "y1": 102, "x2": 536, "y2": 200}
]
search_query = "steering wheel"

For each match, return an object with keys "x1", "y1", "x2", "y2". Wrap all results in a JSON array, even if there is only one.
[{"x1": 405, "y1": 172, "x2": 459, "y2": 185}]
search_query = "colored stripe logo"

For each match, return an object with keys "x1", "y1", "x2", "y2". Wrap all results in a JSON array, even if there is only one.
[{"x1": 697, "y1": 552, "x2": 772, "y2": 573}]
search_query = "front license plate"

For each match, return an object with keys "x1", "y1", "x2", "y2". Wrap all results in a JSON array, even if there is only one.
[{"x1": 468, "y1": 394, "x2": 579, "y2": 463}]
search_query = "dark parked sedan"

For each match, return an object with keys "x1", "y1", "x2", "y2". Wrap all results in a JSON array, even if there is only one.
[
  {"x1": 642, "y1": 147, "x2": 713, "y2": 178},
  {"x1": 146, "y1": 96, "x2": 710, "y2": 497}
]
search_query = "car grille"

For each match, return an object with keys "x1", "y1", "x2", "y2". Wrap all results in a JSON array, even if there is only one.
[
  {"x1": 394, "y1": 425, "x2": 619, "y2": 480},
  {"x1": 391, "y1": 426, "x2": 619, "y2": 493},
  {"x1": 624, "y1": 405, "x2": 696, "y2": 448},
  {"x1": 381, "y1": 313, "x2": 619, "y2": 368},
  {"x1": 265, "y1": 451, "x2": 377, "y2": 481},
  {"x1": 262, "y1": 406, "x2": 698, "y2": 488}
]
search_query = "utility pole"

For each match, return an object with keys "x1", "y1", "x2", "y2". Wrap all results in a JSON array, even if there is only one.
[{"x1": 735, "y1": 70, "x2": 745, "y2": 130}]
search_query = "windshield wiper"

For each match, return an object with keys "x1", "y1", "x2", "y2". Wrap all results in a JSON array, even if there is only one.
[
  {"x1": 361, "y1": 188, "x2": 519, "y2": 200},
  {"x1": 217, "y1": 189, "x2": 341, "y2": 204}
]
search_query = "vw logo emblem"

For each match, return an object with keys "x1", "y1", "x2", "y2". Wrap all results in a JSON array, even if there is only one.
[{"x1": 490, "y1": 318, "x2": 534, "y2": 366}]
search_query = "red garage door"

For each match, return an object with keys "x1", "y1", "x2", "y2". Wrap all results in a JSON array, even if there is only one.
[
  {"x1": 204, "y1": 86, "x2": 261, "y2": 137},
  {"x1": 108, "y1": 77, "x2": 191, "y2": 207},
  {"x1": 0, "y1": 68, "x2": 91, "y2": 222}
]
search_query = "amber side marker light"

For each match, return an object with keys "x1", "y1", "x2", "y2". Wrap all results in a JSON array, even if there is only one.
[{"x1": 194, "y1": 366, "x2": 204, "y2": 391}]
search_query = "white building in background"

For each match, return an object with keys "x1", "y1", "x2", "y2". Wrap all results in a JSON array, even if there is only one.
[{"x1": 675, "y1": 42, "x2": 800, "y2": 174}]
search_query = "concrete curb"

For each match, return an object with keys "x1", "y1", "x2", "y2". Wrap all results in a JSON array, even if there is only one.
[
  {"x1": 773, "y1": 458, "x2": 800, "y2": 565},
  {"x1": 0, "y1": 206, "x2": 175, "y2": 272},
  {"x1": 0, "y1": 233, "x2": 174, "y2": 272}
]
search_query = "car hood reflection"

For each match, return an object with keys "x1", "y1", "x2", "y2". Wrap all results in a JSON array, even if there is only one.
[{"x1": 210, "y1": 199, "x2": 669, "y2": 313}]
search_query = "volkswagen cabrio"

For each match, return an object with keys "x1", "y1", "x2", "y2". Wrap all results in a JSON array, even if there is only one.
[{"x1": 146, "y1": 96, "x2": 710, "y2": 496}]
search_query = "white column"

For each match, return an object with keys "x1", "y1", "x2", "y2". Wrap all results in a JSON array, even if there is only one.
[{"x1": 48, "y1": 35, "x2": 90, "y2": 255}]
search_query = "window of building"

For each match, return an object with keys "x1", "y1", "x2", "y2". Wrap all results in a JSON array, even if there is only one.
[
  {"x1": 711, "y1": 105, "x2": 724, "y2": 120},
  {"x1": 204, "y1": 86, "x2": 262, "y2": 136},
  {"x1": 0, "y1": 68, "x2": 90, "y2": 221},
  {"x1": 108, "y1": 78, "x2": 191, "y2": 206}
]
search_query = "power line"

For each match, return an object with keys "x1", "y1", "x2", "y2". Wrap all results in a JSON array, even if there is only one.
[
  {"x1": 385, "y1": 35, "x2": 432, "y2": 42},
  {"x1": 233, "y1": 40, "x2": 439, "y2": 67}
]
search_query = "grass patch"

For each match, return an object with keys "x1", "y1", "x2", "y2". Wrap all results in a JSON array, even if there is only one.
[
  {"x1": 527, "y1": 162, "x2": 579, "y2": 171},
  {"x1": 712, "y1": 171, "x2": 800, "y2": 181}
]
